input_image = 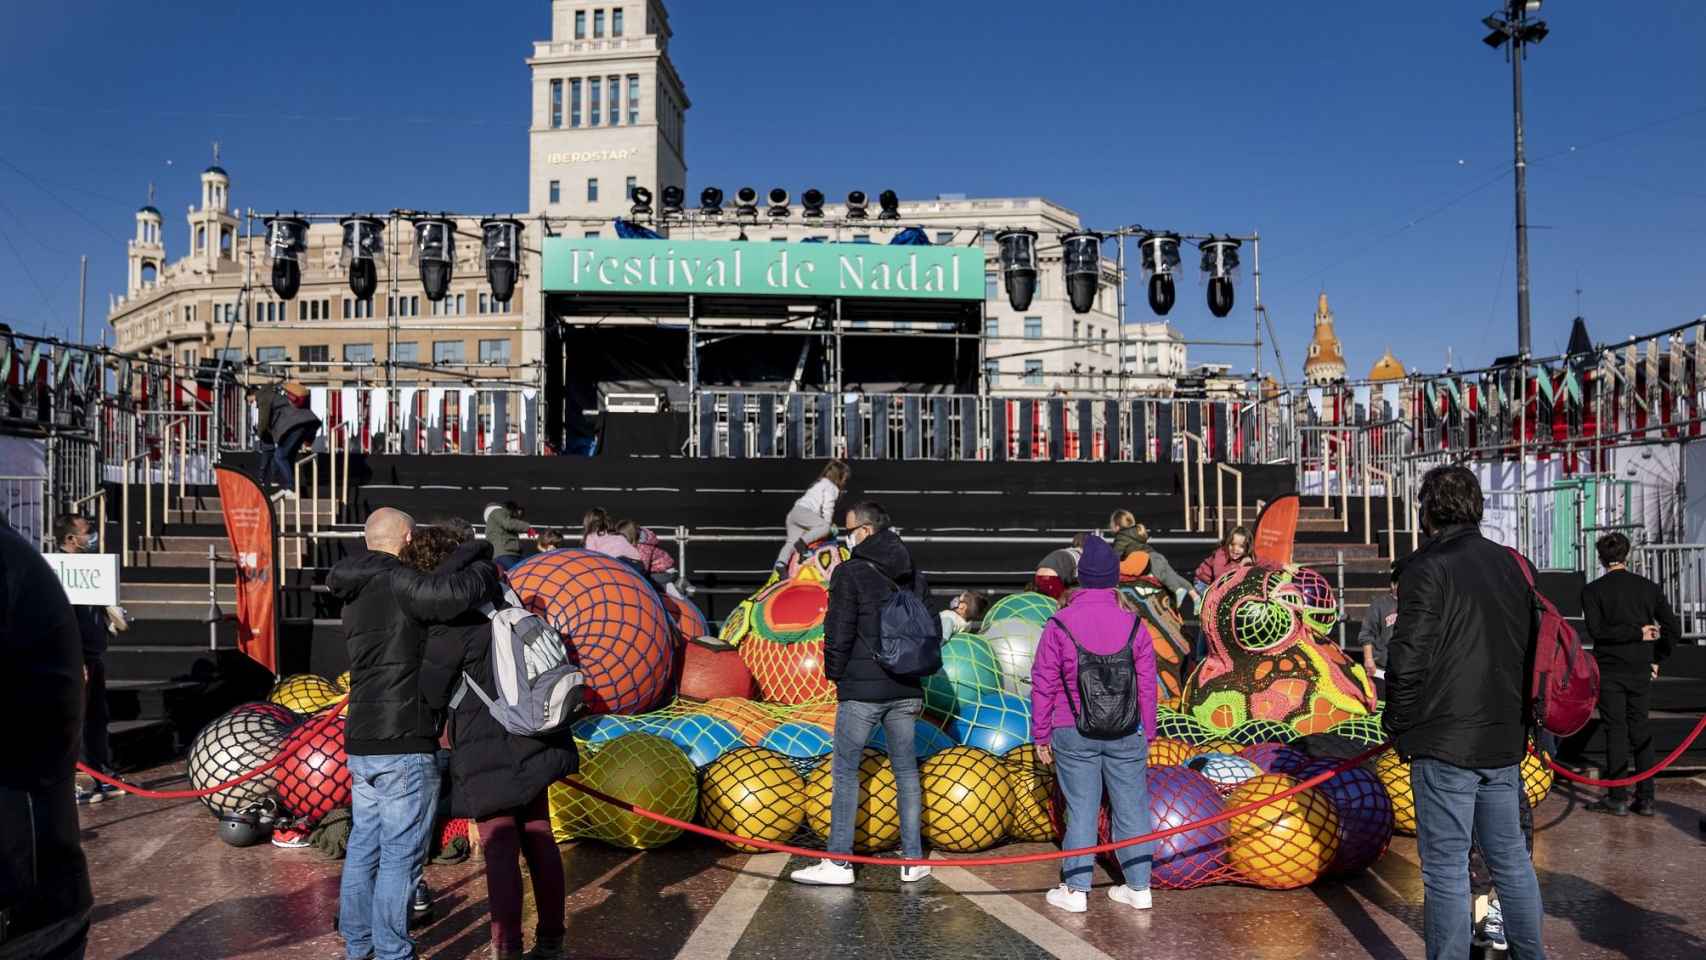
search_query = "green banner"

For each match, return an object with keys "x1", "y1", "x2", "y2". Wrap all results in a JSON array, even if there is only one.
[{"x1": 542, "y1": 237, "x2": 986, "y2": 301}]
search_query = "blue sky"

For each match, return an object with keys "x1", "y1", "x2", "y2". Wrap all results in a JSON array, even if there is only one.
[{"x1": 1, "y1": 1, "x2": 1702, "y2": 382}]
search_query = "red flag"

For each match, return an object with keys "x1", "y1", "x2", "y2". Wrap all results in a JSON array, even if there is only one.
[{"x1": 216, "y1": 466, "x2": 280, "y2": 673}]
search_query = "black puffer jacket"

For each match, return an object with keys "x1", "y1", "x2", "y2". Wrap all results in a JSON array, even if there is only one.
[
  {"x1": 1385, "y1": 524, "x2": 1536, "y2": 769},
  {"x1": 824, "y1": 528, "x2": 929, "y2": 703},
  {"x1": 414, "y1": 542, "x2": 578, "y2": 820},
  {"x1": 328, "y1": 545, "x2": 494, "y2": 756}
]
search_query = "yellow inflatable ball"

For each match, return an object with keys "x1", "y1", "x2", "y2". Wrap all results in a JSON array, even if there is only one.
[
  {"x1": 920, "y1": 746, "x2": 1013, "y2": 853},
  {"x1": 804, "y1": 748, "x2": 900, "y2": 853},
  {"x1": 335, "y1": 670, "x2": 351, "y2": 692},
  {"x1": 1148, "y1": 738, "x2": 1197, "y2": 767},
  {"x1": 1520, "y1": 745, "x2": 1554, "y2": 809},
  {"x1": 701, "y1": 747, "x2": 806, "y2": 854},
  {"x1": 1003, "y1": 744, "x2": 1056, "y2": 842},
  {"x1": 269, "y1": 674, "x2": 343, "y2": 714},
  {"x1": 548, "y1": 732, "x2": 698, "y2": 849},
  {"x1": 1371, "y1": 750, "x2": 1416, "y2": 834},
  {"x1": 1225, "y1": 774, "x2": 1340, "y2": 889}
]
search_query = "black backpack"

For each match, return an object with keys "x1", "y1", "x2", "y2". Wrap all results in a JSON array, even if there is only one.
[
  {"x1": 860, "y1": 560, "x2": 943, "y2": 678},
  {"x1": 1049, "y1": 616, "x2": 1141, "y2": 739}
]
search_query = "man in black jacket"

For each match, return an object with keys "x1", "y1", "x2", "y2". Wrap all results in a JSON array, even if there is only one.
[
  {"x1": 1386, "y1": 465, "x2": 1545, "y2": 960},
  {"x1": 1580, "y1": 531, "x2": 1677, "y2": 816},
  {"x1": 328, "y1": 508, "x2": 494, "y2": 960},
  {"x1": 53, "y1": 514, "x2": 122, "y2": 805},
  {"x1": 791, "y1": 501, "x2": 930, "y2": 887}
]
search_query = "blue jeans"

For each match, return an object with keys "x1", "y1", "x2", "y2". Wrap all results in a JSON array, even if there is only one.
[
  {"x1": 1411, "y1": 758, "x2": 1545, "y2": 960},
  {"x1": 268, "y1": 424, "x2": 316, "y2": 491},
  {"x1": 1051, "y1": 726, "x2": 1153, "y2": 892},
  {"x1": 339, "y1": 753, "x2": 440, "y2": 960},
  {"x1": 829, "y1": 698, "x2": 923, "y2": 859}
]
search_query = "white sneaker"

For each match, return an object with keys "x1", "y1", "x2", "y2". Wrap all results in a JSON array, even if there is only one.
[
  {"x1": 790, "y1": 859, "x2": 854, "y2": 886},
  {"x1": 1045, "y1": 884, "x2": 1087, "y2": 914},
  {"x1": 900, "y1": 865, "x2": 932, "y2": 883},
  {"x1": 1108, "y1": 885, "x2": 1152, "y2": 910}
]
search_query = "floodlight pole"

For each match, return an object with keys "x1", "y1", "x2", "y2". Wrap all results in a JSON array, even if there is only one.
[{"x1": 1510, "y1": 1, "x2": 1532, "y2": 361}]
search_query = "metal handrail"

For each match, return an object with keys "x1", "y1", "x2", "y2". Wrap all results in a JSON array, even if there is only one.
[
  {"x1": 1178, "y1": 431, "x2": 1208, "y2": 531},
  {"x1": 1364, "y1": 464, "x2": 1397, "y2": 560},
  {"x1": 119, "y1": 450, "x2": 154, "y2": 559},
  {"x1": 1320, "y1": 433, "x2": 1350, "y2": 532},
  {"x1": 1213, "y1": 463, "x2": 1244, "y2": 539}
]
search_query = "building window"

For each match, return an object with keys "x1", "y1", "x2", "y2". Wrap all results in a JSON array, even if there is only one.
[
  {"x1": 433, "y1": 340, "x2": 466, "y2": 365},
  {"x1": 584, "y1": 230, "x2": 601, "y2": 239},
  {"x1": 392, "y1": 342, "x2": 419, "y2": 364},
  {"x1": 256, "y1": 346, "x2": 287, "y2": 368},
  {"x1": 612, "y1": 7, "x2": 624, "y2": 36},
  {"x1": 343, "y1": 298, "x2": 352, "y2": 320},
  {"x1": 1024, "y1": 360, "x2": 1044, "y2": 385},
  {"x1": 935, "y1": 231, "x2": 953, "y2": 245},
  {"x1": 550, "y1": 79, "x2": 564, "y2": 128},
  {"x1": 570, "y1": 79, "x2": 582, "y2": 127},
  {"x1": 985, "y1": 360, "x2": 999, "y2": 386},
  {"x1": 608, "y1": 74, "x2": 620, "y2": 125},
  {"x1": 355, "y1": 297, "x2": 373, "y2": 318},
  {"x1": 627, "y1": 75, "x2": 639, "y2": 124},
  {"x1": 479, "y1": 292, "x2": 489, "y2": 314},
  {"x1": 626, "y1": 176, "x2": 637, "y2": 200},
  {"x1": 343, "y1": 343, "x2": 373, "y2": 367},
  {"x1": 593, "y1": 8, "x2": 604, "y2": 38},
  {"x1": 456, "y1": 292, "x2": 466, "y2": 315},
  {"x1": 196, "y1": 225, "x2": 206, "y2": 251},
  {"x1": 589, "y1": 78, "x2": 601, "y2": 125},
  {"x1": 300, "y1": 345, "x2": 329, "y2": 365},
  {"x1": 984, "y1": 317, "x2": 998, "y2": 338},
  {"x1": 852, "y1": 234, "x2": 870, "y2": 244},
  {"x1": 1024, "y1": 316, "x2": 1042, "y2": 339},
  {"x1": 574, "y1": 10, "x2": 586, "y2": 38},
  {"x1": 985, "y1": 274, "x2": 998, "y2": 300},
  {"x1": 587, "y1": 178, "x2": 599, "y2": 203},
  {"x1": 1100, "y1": 329, "x2": 1109, "y2": 355},
  {"x1": 479, "y1": 339, "x2": 512, "y2": 363},
  {"x1": 548, "y1": 180, "x2": 561, "y2": 205}
]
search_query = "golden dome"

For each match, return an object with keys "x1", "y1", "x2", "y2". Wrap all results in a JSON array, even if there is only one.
[
  {"x1": 1369, "y1": 348, "x2": 1405, "y2": 382},
  {"x1": 1303, "y1": 292, "x2": 1347, "y2": 384}
]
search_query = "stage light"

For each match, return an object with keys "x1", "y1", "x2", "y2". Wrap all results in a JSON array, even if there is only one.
[
  {"x1": 1139, "y1": 232, "x2": 1181, "y2": 316},
  {"x1": 339, "y1": 216, "x2": 385, "y2": 300},
  {"x1": 736, "y1": 187, "x2": 759, "y2": 219},
  {"x1": 1060, "y1": 232, "x2": 1103, "y2": 315},
  {"x1": 630, "y1": 186, "x2": 654, "y2": 218},
  {"x1": 661, "y1": 186, "x2": 685, "y2": 217},
  {"x1": 846, "y1": 191, "x2": 869, "y2": 220},
  {"x1": 802, "y1": 189, "x2": 825, "y2": 219},
  {"x1": 263, "y1": 216, "x2": 309, "y2": 300},
  {"x1": 1199, "y1": 236, "x2": 1241, "y2": 318},
  {"x1": 481, "y1": 218, "x2": 524, "y2": 304},
  {"x1": 767, "y1": 188, "x2": 791, "y2": 219},
  {"x1": 878, "y1": 190, "x2": 901, "y2": 221},
  {"x1": 412, "y1": 217, "x2": 455, "y2": 302},
  {"x1": 995, "y1": 228, "x2": 1039, "y2": 311},
  {"x1": 700, "y1": 187, "x2": 724, "y2": 216}
]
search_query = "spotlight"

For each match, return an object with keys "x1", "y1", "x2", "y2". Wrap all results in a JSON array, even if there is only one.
[
  {"x1": 1060, "y1": 232, "x2": 1103, "y2": 315},
  {"x1": 661, "y1": 186, "x2": 685, "y2": 217},
  {"x1": 699, "y1": 187, "x2": 724, "y2": 216},
  {"x1": 263, "y1": 216, "x2": 309, "y2": 300},
  {"x1": 412, "y1": 217, "x2": 456, "y2": 302},
  {"x1": 994, "y1": 228, "x2": 1039, "y2": 311},
  {"x1": 1199, "y1": 236, "x2": 1241, "y2": 318},
  {"x1": 845, "y1": 190, "x2": 869, "y2": 220},
  {"x1": 1139, "y1": 232, "x2": 1181, "y2": 316},
  {"x1": 481, "y1": 218, "x2": 524, "y2": 304},
  {"x1": 339, "y1": 216, "x2": 385, "y2": 300},
  {"x1": 767, "y1": 188, "x2": 791, "y2": 218},
  {"x1": 735, "y1": 187, "x2": 759, "y2": 219},
  {"x1": 877, "y1": 190, "x2": 901, "y2": 221},
  {"x1": 630, "y1": 187, "x2": 654, "y2": 219},
  {"x1": 801, "y1": 189, "x2": 825, "y2": 219}
]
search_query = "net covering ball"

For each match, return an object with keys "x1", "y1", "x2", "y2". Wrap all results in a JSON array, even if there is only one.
[
  {"x1": 982, "y1": 618, "x2": 1043, "y2": 696},
  {"x1": 697, "y1": 697, "x2": 785, "y2": 745},
  {"x1": 678, "y1": 638, "x2": 756, "y2": 702},
  {"x1": 664, "y1": 594, "x2": 711, "y2": 643},
  {"x1": 507, "y1": 550, "x2": 675, "y2": 715},
  {"x1": 700, "y1": 747, "x2": 807, "y2": 853},
  {"x1": 276, "y1": 710, "x2": 352, "y2": 822},
  {"x1": 1371, "y1": 750, "x2": 1416, "y2": 834},
  {"x1": 549, "y1": 732, "x2": 697, "y2": 849},
  {"x1": 229, "y1": 701, "x2": 300, "y2": 727},
  {"x1": 736, "y1": 579, "x2": 835, "y2": 704},
  {"x1": 868, "y1": 717, "x2": 955, "y2": 759},
  {"x1": 1003, "y1": 745, "x2": 1057, "y2": 842},
  {"x1": 1520, "y1": 745, "x2": 1554, "y2": 808},
  {"x1": 187, "y1": 707, "x2": 293, "y2": 815},
  {"x1": 334, "y1": 671, "x2": 352, "y2": 693},
  {"x1": 759, "y1": 720, "x2": 835, "y2": 759},
  {"x1": 1155, "y1": 708, "x2": 1216, "y2": 745},
  {"x1": 1297, "y1": 759, "x2": 1394, "y2": 876},
  {"x1": 654, "y1": 714, "x2": 744, "y2": 768},
  {"x1": 1146, "y1": 765, "x2": 1234, "y2": 889},
  {"x1": 1148, "y1": 738, "x2": 1199, "y2": 767},
  {"x1": 982, "y1": 592, "x2": 1058, "y2": 629},
  {"x1": 269, "y1": 674, "x2": 343, "y2": 714},
  {"x1": 923, "y1": 633, "x2": 1003, "y2": 721},
  {"x1": 804, "y1": 747, "x2": 900, "y2": 853},
  {"x1": 919, "y1": 746, "x2": 1014, "y2": 852},
  {"x1": 1189, "y1": 753, "x2": 1264, "y2": 794},
  {"x1": 572, "y1": 713, "x2": 640, "y2": 749},
  {"x1": 1225, "y1": 774, "x2": 1341, "y2": 889},
  {"x1": 1239, "y1": 742, "x2": 1312, "y2": 776},
  {"x1": 946, "y1": 689, "x2": 1031, "y2": 756}
]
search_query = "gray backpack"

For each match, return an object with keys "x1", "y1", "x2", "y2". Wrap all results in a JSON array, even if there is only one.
[{"x1": 451, "y1": 584, "x2": 584, "y2": 736}]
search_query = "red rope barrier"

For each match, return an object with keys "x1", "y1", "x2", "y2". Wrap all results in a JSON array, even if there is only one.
[
  {"x1": 73, "y1": 699, "x2": 347, "y2": 801},
  {"x1": 1539, "y1": 712, "x2": 1706, "y2": 788}
]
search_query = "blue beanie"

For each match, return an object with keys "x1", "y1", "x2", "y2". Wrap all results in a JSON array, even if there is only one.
[{"x1": 1077, "y1": 535, "x2": 1119, "y2": 589}]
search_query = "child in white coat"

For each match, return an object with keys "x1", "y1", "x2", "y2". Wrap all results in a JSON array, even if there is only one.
[{"x1": 774, "y1": 460, "x2": 852, "y2": 572}]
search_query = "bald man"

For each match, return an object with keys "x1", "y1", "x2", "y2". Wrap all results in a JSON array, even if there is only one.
[{"x1": 329, "y1": 507, "x2": 494, "y2": 960}]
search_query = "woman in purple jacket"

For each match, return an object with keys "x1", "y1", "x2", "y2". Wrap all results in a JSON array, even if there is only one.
[{"x1": 1030, "y1": 535, "x2": 1159, "y2": 915}]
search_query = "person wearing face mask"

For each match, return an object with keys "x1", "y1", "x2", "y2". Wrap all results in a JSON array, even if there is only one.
[{"x1": 55, "y1": 514, "x2": 123, "y2": 806}]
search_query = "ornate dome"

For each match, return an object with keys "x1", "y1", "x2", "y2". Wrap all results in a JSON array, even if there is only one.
[
  {"x1": 1303, "y1": 293, "x2": 1347, "y2": 385},
  {"x1": 1368, "y1": 348, "x2": 1405, "y2": 382}
]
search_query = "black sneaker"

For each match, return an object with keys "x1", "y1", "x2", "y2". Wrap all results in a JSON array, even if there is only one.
[
  {"x1": 1630, "y1": 800, "x2": 1657, "y2": 818},
  {"x1": 1586, "y1": 798, "x2": 1629, "y2": 816},
  {"x1": 409, "y1": 882, "x2": 434, "y2": 928}
]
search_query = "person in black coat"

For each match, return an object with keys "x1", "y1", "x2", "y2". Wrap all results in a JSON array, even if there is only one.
[{"x1": 404, "y1": 527, "x2": 572, "y2": 960}]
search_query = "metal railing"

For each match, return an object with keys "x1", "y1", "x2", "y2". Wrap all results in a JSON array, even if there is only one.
[{"x1": 1632, "y1": 543, "x2": 1706, "y2": 640}]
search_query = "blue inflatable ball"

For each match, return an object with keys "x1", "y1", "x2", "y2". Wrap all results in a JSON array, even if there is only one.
[
  {"x1": 923, "y1": 633, "x2": 1003, "y2": 722},
  {"x1": 947, "y1": 690, "x2": 1031, "y2": 755},
  {"x1": 1188, "y1": 753, "x2": 1264, "y2": 793},
  {"x1": 760, "y1": 721, "x2": 835, "y2": 759},
  {"x1": 1298, "y1": 758, "x2": 1394, "y2": 876},
  {"x1": 1147, "y1": 765, "x2": 1232, "y2": 889},
  {"x1": 656, "y1": 714, "x2": 745, "y2": 768},
  {"x1": 868, "y1": 719, "x2": 955, "y2": 759},
  {"x1": 572, "y1": 713, "x2": 639, "y2": 747}
]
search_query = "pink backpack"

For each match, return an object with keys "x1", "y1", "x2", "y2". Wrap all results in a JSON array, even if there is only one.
[{"x1": 1507, "y1": 548, "x2": 1600, "y2": 737}]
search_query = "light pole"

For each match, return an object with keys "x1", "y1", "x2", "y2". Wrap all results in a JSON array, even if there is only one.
[{"x1": 1483, "y1": 0, "x2": 1550, "y2": 359}]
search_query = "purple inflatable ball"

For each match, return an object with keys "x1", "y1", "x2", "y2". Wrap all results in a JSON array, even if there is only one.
[
  {"x1": 1144, "y1": 765, "x2": 1233, "y2": 889},
  {"x1": 1240, "y1": 742, "x2": 1311, "y2": 776},
  {"x1": 1298, "y1": 758, "x2": 1394, "y2": 876}
]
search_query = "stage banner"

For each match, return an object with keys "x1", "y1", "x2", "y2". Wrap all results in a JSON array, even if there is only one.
[
  {"x1": 216, "y1": 466, "x2": 279, "y2": 673},
  {"x1": 1252, "y1": 493, "x2": 1301, "y2": 567}
]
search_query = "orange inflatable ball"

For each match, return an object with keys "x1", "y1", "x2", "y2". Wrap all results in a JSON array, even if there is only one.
[
  {"x1": 664, "y1": 594, "x2": 711, "y2": 643},
  {"x1": 1371, "y1": 750, "x2": 1416, "y2": 834},
  {"x1": 804, "y1": 748, "x2": 900, "y2": 853},
  {"x1": 696, "y1": 698, "x2": 784, "y2": 745},
  {"x1": 785, "y1": 701, "x2": 839, "y2": 734},
  {"x1": 678, "y1": 639, "x2": 757, "y2": 702},
  {"x1": 1149, "y1": 738, "x2": 1197, "y2": 767},
  {"x1": 1224, "y1": 774, "x2": 1340, "y2": 889},
  {"x1": 507, "y1": 550, "x2": 676, "y2": 715}
]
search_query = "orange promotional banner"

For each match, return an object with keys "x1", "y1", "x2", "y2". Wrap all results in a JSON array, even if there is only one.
[
  {"x1": 216, "y1": 466, "x2": 279, "y2": 673},
  {"x1": 1252, "y1": 493, "x2": 1301, "y2": 567}
]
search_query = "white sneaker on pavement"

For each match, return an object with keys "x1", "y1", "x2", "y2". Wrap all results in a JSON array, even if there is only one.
[
  {"x1": 900, "y1": 865, "x2": 931, "y2": 883},
  {"x1": 1108, "y1": 885, "x2": 1152, "y2": 910},
  {"x1": 1045, "y1": 884, "x2": 1087, "y2": 914},
  {"x1": 790, "y1": 859, "x2": 854, "y2": 886}
]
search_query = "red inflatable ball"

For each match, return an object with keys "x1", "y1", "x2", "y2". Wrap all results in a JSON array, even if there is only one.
[
  {"x1": 678, "y1": 638, "x2": 757, "y2": 702},
  {"x1": 276, "y1": 710, "x2": 352, "y2": 822},
  {"x1": 507, "y1": 550, "x2": 676, "y2": 715},
  {"x1": 664, "y1": 594, "x2": 711, "y2": 643}
]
